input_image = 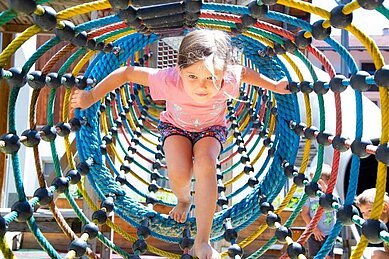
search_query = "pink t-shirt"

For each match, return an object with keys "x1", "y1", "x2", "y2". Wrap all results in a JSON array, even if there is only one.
[{"x1": 148, "y1": 65, "x2": 242, "y2": 132}]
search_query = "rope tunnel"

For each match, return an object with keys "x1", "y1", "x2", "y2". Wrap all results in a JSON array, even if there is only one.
[{"x1": 0, "y1": 0, "x2": 388, "y2": 258}]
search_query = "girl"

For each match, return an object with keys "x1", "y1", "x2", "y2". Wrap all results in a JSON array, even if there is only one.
[
  {"x1": 356, "y1": 188, "x2": 389, "y2": 259},
  {"x1": 71, "y1": 29, "x2": 290, "y2": 259}
]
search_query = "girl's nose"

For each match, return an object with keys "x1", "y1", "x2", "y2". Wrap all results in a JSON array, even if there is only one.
[{"x1": 199, "y1": 81, "x2": 207, "y2": 89}]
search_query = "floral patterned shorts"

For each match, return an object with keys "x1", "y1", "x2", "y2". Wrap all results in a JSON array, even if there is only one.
[{"x1": 158, "y1": 122, "x2": 228, "y2": 152}]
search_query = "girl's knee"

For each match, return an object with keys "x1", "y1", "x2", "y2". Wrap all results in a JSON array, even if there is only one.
[
  {"x1": 193, "y1": 155, "x2": 216, "y2": 169},
  {"x1": 193, "y1": 156, "x2": 218, "y2": 181}
]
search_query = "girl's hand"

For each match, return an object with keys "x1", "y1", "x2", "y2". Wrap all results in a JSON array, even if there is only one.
[
  {"x1": 312, "y1": 228, "x2": 325, "y2": 241},
  {"x1": 70, "y1": 89, "x2": 95, "y2": 110},
  {"x1": 275, "y1": 77, "x2": 291, "y2": 94}
]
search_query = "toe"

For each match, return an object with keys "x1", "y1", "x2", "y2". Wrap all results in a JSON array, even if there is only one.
[
  {"x1": 169, "y1": 211, "x2": 177, "y2": 222},
  {"x1": 180, "y1": 213, "x2": 186, "y2": 223}
]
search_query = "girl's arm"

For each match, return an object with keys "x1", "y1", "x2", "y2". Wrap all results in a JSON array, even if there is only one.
[
  {"x1": 301, "y1": 205, "x2": 312, "y2": 225},
  {"x1": 71, "y1": 66, "x2": 158, "y2": 110},
  {"x1": 240, "y1": 66, "x2": 290, "y2": 94}
]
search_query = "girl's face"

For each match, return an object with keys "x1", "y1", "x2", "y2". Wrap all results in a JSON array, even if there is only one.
[
  {"x1": 310, "y1": 173, "x2": 328, "y2": 193},
  {"x1": 180, "y1": 60, "x2": 224, "y2": 104},
  {"x1": 358, "y1": 203, "x2": 373, "y2": 219},
  {"x1": 359, "y1": 202, "x2": 389, "y2": 222}
]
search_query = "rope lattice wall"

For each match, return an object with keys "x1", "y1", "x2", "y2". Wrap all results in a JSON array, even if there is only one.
[{"x1": 0, "y1": 0, "x2": 388, "y2": 258}]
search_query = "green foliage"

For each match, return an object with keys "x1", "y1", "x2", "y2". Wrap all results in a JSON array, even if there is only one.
[{"x1": 273, "y1": 187, "x2": 304, "y2": 210}]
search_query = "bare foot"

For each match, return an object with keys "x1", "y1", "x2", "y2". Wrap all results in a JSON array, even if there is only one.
[
  {"x1": 169, "y1": 200, "x2": 191, "y2": 223},
  {"x1": 193, "y1": 242, "x2": 220, "y2": 259}
]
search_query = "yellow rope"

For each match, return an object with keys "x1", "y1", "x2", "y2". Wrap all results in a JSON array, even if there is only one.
[
  {"x1": 62, "y1": 51, "x2": 96, "y2": 171},
  {"x1": 100, "y1": 109, "x2": 164, "y2": 188},
  {"x1": 135, "y1": 52, "x2": 139, "y2": 63},
  {"x1": 75, "y1": 51, "x2": 96, "y2": 79},
  {"x1": 123, "y1": 96, "x2": 161, "y2": 145},
  {"x1": 65, "y1": 250, "x2": 76, "y2": 259},
  {"x1": 347, "y1": 24, "x2": 385, "y2": 73},
  {"x1": 223, "y1": 97, "x2": 277, "y2": 187},
  {"x1": 0, "y1": 25, "x2": 40, "y2": 67},
  {"x1": 56, "y1": 0, "x2": 111, "y2": 20},
  {"x1": 277, "y1": 0, "x2": 331, "y2": 20},
  {"x1": 225, "y1": 105, "x2": 249, "y2": 143},
  {"x1": 0, "y1": 0, "x2": 112, "y2": 67},
  {"x1": 243, "y1": 31, "x2": 274, "y2": 46},
  {"x1": 0, "y1": 236, "x2": 15, "y2": 259},
  {"x1": 101, "y1": 105, "x2": 174, "y2": 194},
  {"x1": 198, "y1": 23, "x2": 231, "y2": 33},
  {"x1": 283, "y1": 54, "x2": 305, "y2": 84},
  {"x1": 111, "y1": 83, "x2": 159, "y2": 146},
  {"x1": 345, "y1": 24, "x2": 388, "y2": 257},
  {"x1": 64, "y1": 91, "x2": 76, "y2": 170},
  {"x1": 53, "y1": 54, "x2": 90, "y2": 259},
  {"x1": 105, "y1": 29, "x2": 136, "y2": 43},
  {"x1": 342, "y1": 0, "x2": 361, "y2": 15},
  {"x1": 341, "y1": 23, "x2": 388, "y2": 259},
  {"x1": 242, "y1": 2, "x2": 388, "y2": 257},
  {"x1": 120, "y1": 87, "x2": 128, "y2": 107}
]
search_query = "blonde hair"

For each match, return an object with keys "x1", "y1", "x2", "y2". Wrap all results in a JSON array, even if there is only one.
[
  {"x1": 356, "y1": 188, "x2": 389, "y2": 206},
  {"x1": 177, "y1": 29, "x2": 236, "y2": 71}
]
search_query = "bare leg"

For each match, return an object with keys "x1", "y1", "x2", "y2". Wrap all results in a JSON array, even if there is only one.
[
  {"x1": 163, "y1": 135, "x2": 193, "y2": 223},
  {"x1": 192, "y1": 137, "x2": 221, "y2": 259}
]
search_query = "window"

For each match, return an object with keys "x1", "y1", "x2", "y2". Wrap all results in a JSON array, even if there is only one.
[
  {"x1": 361, "y1": 62, "x2": 378, "y2": 92},
  {"x1": 361, "y1": 62, "x2": 375, "y2": 75},
  {"x1": 42, "y1": 161, "x2": 55, "y2": 178}
]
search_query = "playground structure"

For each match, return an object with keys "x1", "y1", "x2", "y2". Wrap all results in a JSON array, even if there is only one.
[{"x1": 0, "y1": 0, "x2": 388, "y2": 258}]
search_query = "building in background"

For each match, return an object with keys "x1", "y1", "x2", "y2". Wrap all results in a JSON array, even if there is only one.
[{"x1": 307, "y1": 29, "x2": 389, "y2": 107}]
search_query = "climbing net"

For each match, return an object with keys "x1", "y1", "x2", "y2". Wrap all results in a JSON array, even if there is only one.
[{"x1": 0, "y1": 0, "x2": 388, "y2": 258}]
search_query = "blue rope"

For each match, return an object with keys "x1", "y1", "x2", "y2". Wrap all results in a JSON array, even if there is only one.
[{"x1": 202, "y1": 3, "x2": 250, "y2": 15}]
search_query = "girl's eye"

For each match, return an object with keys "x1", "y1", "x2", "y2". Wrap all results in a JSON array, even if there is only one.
[
  {"x1": 188, "y1": 75, "x2": 197, "y2": 79},
  {"x1": 207, "y1": 76, "x2": 217, "y2": 81}
]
